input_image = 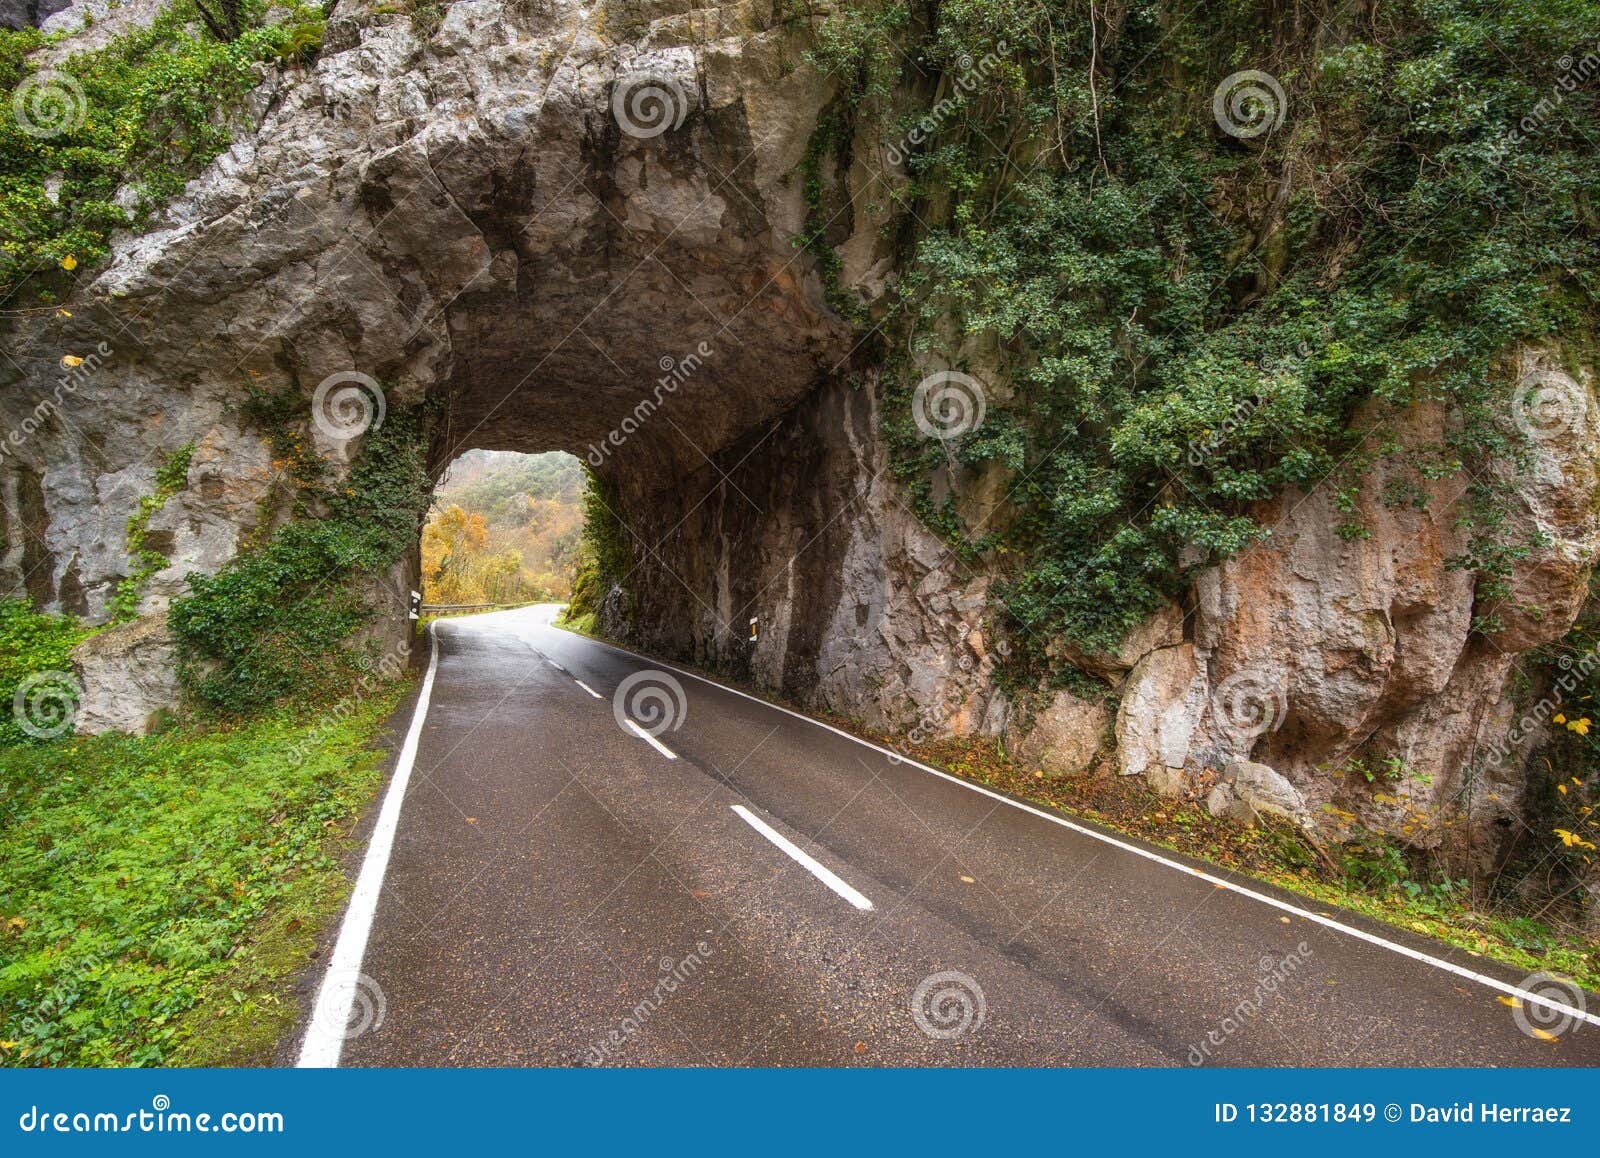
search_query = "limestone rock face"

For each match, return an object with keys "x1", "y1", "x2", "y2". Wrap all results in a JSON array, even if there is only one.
[
  {"x1": 71, "y1": 613, "x2": 180, "y2": 735},
  {"x1": 1112, "y1": 367, "x2": 1600, "y2": 850},
  {"x1": 1116, "y1": 643, "x2": 1208, "y2": 783},
  {"x1": 618, "y1": 379, "x2": 1006, "y2": 735},
  {"x1": 1, "y1": 0, "x2": 66, "y2": 30},
  {"x1": 0, "y1": 0, "x2": 868, "y2": 701},
  {"x1": 1206, "y1": 761, "x2": 1307, "y2": 825},
  {"x1": 1008, "y1": 689, "x2": 1109, "y2": 777}
]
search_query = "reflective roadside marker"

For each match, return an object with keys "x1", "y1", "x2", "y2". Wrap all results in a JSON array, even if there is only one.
[
  {"x1": 749, "y1": 616, "x2": 758, "y2": 643},
  {"x1": 409, "y1": 590, "x2": 422, "y2": 620}
]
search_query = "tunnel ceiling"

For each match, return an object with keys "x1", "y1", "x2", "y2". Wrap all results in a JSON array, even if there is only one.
[{"x1": 435, "y1": 145, "x2": 851, "y2": 482}]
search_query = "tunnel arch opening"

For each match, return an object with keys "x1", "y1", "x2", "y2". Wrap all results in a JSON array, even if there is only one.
[{"x1": 422, "y1": 449, "x2": 585, "y2": 611}]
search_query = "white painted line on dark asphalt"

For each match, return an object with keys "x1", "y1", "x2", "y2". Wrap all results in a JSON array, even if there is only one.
[
  {"x1": 299, "y1": 621, "x2": 443, "y2": 1068},
  {"x1": 730, "y1": 804, "x2": 875, "y2": 911},
  {"x1": 556, "y1": 621, "x2": 1600, "y2": 1027},
  {"x1": 574, "y1": 679, "x2": 603, "y2": 699},
  {"x1": 547, "y1": 659, "x2": 568, "y2": 674},
  {"x1": 624, "y1": 718, "x2": 678, "y2": 759}
]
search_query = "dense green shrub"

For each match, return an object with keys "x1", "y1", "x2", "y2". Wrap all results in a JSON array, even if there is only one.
[
  {"x1": 814, "y1": 0, "x2": 1598, "y2": 662},
  {"x1": 1518, "y1": 579, "x2": 1600, "y2": 889},
  {"x1": 565, "y1": 470, "x2": 633, "y2": 627},
  {"x1": 0, "y1": 600, "x2": 90, "y2": 747}
]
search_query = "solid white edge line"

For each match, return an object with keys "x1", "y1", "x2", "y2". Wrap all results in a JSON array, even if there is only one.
[
  {"x1": 297, "y1": 621, "x2": 443, "y2": 1067},
  {"x1": 731, "y1": 804, "x2": 874, "y2": 912},
  {"x1": 624, "y1": 717, "x2": 678, "y2": 759},
  {"x1": 573, "y1": 679, "x2": 603, "y2": 699},
  {"x1": 554, "y1": 622, "x2": 1600, "y2": 1028}
]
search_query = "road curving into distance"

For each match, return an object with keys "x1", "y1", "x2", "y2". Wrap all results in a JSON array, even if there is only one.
[{"x1": 299, "y1": 605, "x2": 1600, "y2": 1067}]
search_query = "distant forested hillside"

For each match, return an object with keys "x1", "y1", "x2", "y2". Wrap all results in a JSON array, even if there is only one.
[{"x1": 424, "y1": 451, "x2": 584, "y2": 605}]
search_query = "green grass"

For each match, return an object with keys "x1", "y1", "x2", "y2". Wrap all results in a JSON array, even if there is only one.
[
  {"x1": 0, "y1": 687, "x2": 404, "y2": 1066},
  {"x1": 553, "y1": 604, "x2": 594, "y2": 636}
]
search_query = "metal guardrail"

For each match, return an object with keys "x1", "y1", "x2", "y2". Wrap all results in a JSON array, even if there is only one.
[{"x1": 419, "y1": 603, "x2": 527, "y2": 613}]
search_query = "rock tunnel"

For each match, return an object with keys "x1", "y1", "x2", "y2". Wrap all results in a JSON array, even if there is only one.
[
  {"x1": 2, "y1": 0, "x2": 1597, "y2": 904},
  {"x1": 0, "y1": 0, "x2": 996, "y2": 738}
]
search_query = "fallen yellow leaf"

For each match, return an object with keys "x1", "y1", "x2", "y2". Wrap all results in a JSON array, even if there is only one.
[
  {"x1": 1497, "y1": 995, "x2": 1521, "y2": 1008},
  {"x1": 59, "y1": 355, "x2": 83, "y2": 368},
  {"x1": 1530, "y1": 1027, "x2": 1560, "y2": 1042},
  {"x1": 60, "y1": 255, "x2": 76, "y2": 270}
]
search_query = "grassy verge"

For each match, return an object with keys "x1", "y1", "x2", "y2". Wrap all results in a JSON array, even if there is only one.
[
  {"x1": 552, "y1": 603, "x2": 592, "y2": 635},
  {"x1": 897, "y1": 734, "x2": 1600, "y2": 994},
  {"x1": 0, "y1": 687, "x2": 405, "y2": 1066},
  {"x1": 550, "y1": 620, "x2": 1599, "y2": 993}
]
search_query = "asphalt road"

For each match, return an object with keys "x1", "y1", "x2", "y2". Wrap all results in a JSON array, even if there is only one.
[{"x1": 307, "y1": 605, "x2": 1600, "y2": 1067}]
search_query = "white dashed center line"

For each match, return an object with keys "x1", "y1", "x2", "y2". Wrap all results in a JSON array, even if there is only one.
[
  {"x1": 573, "y1": 679, "x2": 603, "y2": 699},
  {"x1": 623, "y1": 718, "x2": 678, "y2": 759},
  {"x1": 730, "y1": 804, "x2": 874, "y2": 911}
]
